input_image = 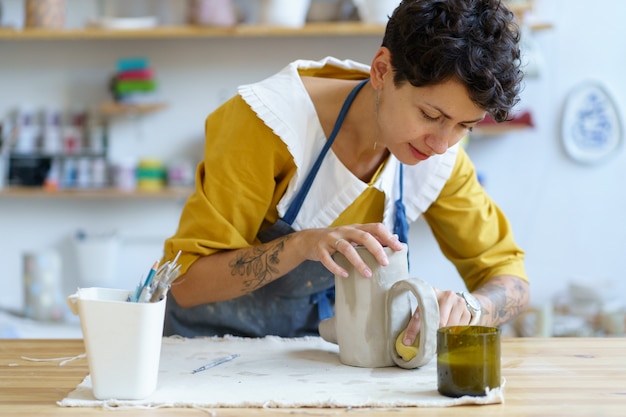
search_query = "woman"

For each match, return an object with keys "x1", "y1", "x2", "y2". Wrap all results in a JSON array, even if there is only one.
[{"x1": 162, "y1": 0, "x2": 530, "y2": 348}]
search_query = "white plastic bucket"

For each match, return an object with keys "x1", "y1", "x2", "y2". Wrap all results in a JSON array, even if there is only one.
[{"x1": 67, "y1": 287, "x2": 166, "y2": 400}]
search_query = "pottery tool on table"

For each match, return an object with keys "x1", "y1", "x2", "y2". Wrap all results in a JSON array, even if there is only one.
[{"x1": 191, "y1": 354, "x2": 240, "y2": 374}]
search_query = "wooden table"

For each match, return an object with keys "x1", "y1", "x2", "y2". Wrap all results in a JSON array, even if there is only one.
[{"x1": 1, "y1": 337, "x2": 625, "y2": 416}]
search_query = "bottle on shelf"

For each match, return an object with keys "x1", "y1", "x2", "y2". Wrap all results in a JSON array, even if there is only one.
[
  {"x1": 62, "y1": 107, "x2": 87, "y2": 155},
  {"x1": 41, "y1": 107, "x2": 63, "y2": 155},
  {"x1": 13, "y1": 106, "x2": 40, "y2": 154}
]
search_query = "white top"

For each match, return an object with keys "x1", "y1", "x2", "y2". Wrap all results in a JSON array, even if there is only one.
[{"x1": 238, "y1": 57, "x2": 458, "y2": 231}]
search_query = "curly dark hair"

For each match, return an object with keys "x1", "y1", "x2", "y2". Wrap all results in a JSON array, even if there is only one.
[{"x1": 382, "y1": 0, "x2": 523, "y2": 122}]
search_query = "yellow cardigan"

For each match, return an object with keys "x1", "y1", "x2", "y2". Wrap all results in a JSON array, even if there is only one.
[{"x1": 164, "y1": 59, "x2": 527, "y2": 292}]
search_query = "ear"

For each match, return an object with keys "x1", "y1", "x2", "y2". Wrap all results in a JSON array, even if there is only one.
[{"x1": 370, "y1": 47, "x2": 393, "y2": 90}]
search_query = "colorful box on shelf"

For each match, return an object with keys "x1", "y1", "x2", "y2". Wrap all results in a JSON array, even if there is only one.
[
  {"x1": 136, "y1": 159, "x2": 166, "y2": 191},
  {"x1": 111, "y1": 57, "x2": 159, "y2": 105},
  {"x1": 114, "y1": 80, "x2": 158, "y2": 95},
  {"x1": 116, "y1": 57, "x2": 149, "y2": 72}
]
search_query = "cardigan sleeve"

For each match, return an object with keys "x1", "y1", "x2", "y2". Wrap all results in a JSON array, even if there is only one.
[
  {"x1": 163, "y1": 95, "x2": 296, "y2": 275},
  {"x1": 422, "y1": 147, "x2": 528, "y2": 291}
]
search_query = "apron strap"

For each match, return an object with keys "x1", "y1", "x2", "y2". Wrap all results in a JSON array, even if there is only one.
[
  {"x1": 280, "y1": 78, "x2": 369, "y2": 323},
  {"x1": 393, "y1": 163, "x2": 410, "y2": 267},
  {"x1": 310, "y1": 287, "x2": 336, "y2": 321},
  {"x1": 393, "y1": 163, "x2": 409, "y2": 244},
  {"x1": 281, "y1": 78, "x2": 370, "y2": 225}
]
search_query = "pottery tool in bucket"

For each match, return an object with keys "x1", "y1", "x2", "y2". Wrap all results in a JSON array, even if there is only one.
[{"x1": 131, "y1": 250, "x2": 181, "y2": 303}]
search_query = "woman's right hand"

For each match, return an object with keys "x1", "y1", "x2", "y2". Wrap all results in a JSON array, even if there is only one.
[
  {"x1": 295, "y1": 222, "x2": 404, "y2": 279},
  {"x1": 172, "y1": 222, "x2": 403, "y2": 307}
]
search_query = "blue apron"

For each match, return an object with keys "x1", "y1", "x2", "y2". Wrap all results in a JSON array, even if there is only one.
[{"x1": 163, "y1": 79, "x2": 370, "y2": 338}]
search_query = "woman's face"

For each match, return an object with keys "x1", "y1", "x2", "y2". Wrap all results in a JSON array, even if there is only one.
[{"x1": 377, "y1": 77, "x2": 486, "y2": 165}]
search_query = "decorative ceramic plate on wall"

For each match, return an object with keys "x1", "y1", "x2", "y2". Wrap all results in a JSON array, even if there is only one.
[{"x1": 561, "y1": 81, "x2": 623, "y2": 164}]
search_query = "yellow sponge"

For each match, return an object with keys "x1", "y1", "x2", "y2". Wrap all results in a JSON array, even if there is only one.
[{"x1": 395, "y1": 329, "x2": 419, "y2": 361}]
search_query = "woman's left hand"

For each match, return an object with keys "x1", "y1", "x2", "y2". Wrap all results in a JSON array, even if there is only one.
[{"x1": 400, "y1": 288, "x2": 475, "y2": 346}]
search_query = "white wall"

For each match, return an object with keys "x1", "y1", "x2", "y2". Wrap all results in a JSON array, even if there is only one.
[{"x1": 1, "y1": 0, "x2": 625, "y2": 317}]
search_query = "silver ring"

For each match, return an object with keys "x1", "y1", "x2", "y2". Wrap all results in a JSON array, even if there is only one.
[{"x1": 334, "y1": 238, "x2": 345, "y2": 249}]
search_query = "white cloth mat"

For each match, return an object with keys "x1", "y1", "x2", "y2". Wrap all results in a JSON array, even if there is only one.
[{"x1": 58, "y1": 335, "x2": 503, "y2": 409}]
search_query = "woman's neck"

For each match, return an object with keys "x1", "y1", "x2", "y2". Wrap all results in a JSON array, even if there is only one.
[{"x1": 302, "y1": 77, "x2": 388, "y2": 182}]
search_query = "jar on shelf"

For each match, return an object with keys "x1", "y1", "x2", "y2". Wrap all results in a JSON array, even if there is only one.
[
  {"x1": 25, "y1": 0, "x2": 66, "y2": 29},
  {"x1": 258, "y1": 0, "x2": 311, "y2": 28},
  {"x1": 188, "y1": 0, "x2": 237, "y2": 27},
  {"x1": 113, "y1": 157, "x2": 137, "y2": 192},
  {"x1": 41, "y1": 108, "x2": 63, "y2": 154},
  {"x1": 136, "y1": 158, "x2": 166, "y2": 191},
  {"x1": 13, "y1": 107, "x2": 39, "y2": 154}
]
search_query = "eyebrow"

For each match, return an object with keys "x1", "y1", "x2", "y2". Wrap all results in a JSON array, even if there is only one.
[{"x1": 426, "y1": 104, "x2": 485, "y2": 124}]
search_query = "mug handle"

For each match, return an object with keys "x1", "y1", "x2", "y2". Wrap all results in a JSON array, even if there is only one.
[{"x1": 386, "y1": 278, "x2": 440, "y2": 369}]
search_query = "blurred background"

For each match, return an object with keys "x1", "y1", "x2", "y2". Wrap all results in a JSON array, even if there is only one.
[{"x1": 0, "y1": 0, "x2": 624, "y2": 338}]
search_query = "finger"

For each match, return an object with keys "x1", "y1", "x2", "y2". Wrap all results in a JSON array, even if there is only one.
[
  {"x1": 335, "y1": 242, "x2": 372, "y2": 278},
  {"x1": 442, "y1": 306, "x2": 467, "y2": 327},
  {"x1": 451, "y1": 293, "x2": 473, "y2": 326},
  {"x1": 333, "y1": 237, "x2": 348, "y2": 251},
  {"x1": 330, "y1": 228, "x2": 387, "y2": 272},
  {"x1": 436, "y1": 290, "x2": 456, "y2": 327},
  {"x1": 361, "y1": 223, "x2": 404, "y2": 252},
  {"x1": 382, "y1": 233, "x2": 405, "y2": 252},
  {"x1": 403, "y1": 310, "x2": 422, "y2": 345},
  {"x1": 349, "y1": 230, "x2": 390, "y2": 267},
  {"x1": 318, "y1": 250, "x2": 349, "y2": 278},
  {"x1": 438, "y1": 291, "x2": 473, "y2": 326}
]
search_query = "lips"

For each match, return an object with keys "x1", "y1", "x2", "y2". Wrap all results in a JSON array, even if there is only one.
[{"x1": 409, "y1": 144, "x2": 431, "y2": 161}]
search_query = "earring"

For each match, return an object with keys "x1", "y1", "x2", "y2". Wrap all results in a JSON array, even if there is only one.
[
  {"x1": 375, "y1": 90, "x2": 379, "y2": 114},
  {"x1": 374, "y1": 90, "x2": 380, "y2": 150}
]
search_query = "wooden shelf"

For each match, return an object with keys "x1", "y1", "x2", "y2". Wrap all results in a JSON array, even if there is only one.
[
  {"x1": 0, "y1": 186, "x2": 193, "y2": 200},
  {"x1": 471, "y1": 124, "x2": 531, "y2": 137},
  {"x1": 0, "y1": 22, "x2": 386, "y2": 40},
  {"x1": 0, "y1": 1, "x2": 551, "y2": 41},
  {"x1": 100, "y1": 102, "x2": 167, "y2": 116},
  {"x1": 0, "y1": 8, "x2": 551, "y2": 41}
]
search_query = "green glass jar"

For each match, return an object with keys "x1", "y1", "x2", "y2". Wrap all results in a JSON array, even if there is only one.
[{"x1": 437, "y1": 325, "x2": 501, "y2": 397}]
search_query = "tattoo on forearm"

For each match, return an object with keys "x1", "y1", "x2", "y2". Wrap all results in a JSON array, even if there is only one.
[
  {"x1": 228, "y1": 236, "x2": 291, "y2": 291},
  {"x1": 475, "y1": 276, "x2": 529, "y2": 326}
]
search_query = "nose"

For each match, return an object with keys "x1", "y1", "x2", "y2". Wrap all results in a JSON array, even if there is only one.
[{"x1": 424, "y1": 130, "x2": 451, "y2": 155}]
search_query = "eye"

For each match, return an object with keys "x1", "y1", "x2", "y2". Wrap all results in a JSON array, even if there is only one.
[
  {"x1": 421, "y1": 111, "x2": 439, "y2": 121},
  {"x1": 459, "y1": 122, "x2": 476, "y2": 132}
]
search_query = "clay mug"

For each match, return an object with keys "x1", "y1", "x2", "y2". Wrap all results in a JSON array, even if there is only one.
[{"x1": 319, "y1": 244, "x2": 439, "y2": 368}]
